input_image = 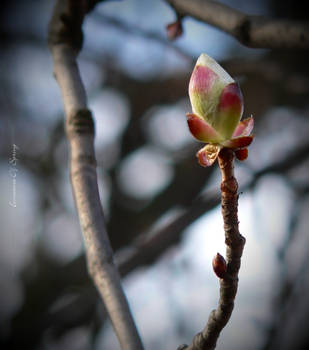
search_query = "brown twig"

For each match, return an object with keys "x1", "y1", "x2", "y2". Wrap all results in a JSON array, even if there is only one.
[
  {"x1": 180, "y1": 148, "x2": 245, "y2": 350},
  {"x1": 92, "y1": 12, "x2": 192, "y2": 61},
  {"x1": 166, "y1": 0, "x2": 309, "y2": 49},
  {"x1": 47, "y1": 1, "x2": 144, "y2": 350}
]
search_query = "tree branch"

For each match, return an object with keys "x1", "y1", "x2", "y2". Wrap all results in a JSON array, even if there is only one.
[
  {"x1": 180, "y1": 149, "x2": 245, "y2": 350},
  {"x1": 166, "y1": 0, "x2": 309, "y2": 49},
  {"x1": 47, "y1": 1, "x2": 144, "y2": 350}
]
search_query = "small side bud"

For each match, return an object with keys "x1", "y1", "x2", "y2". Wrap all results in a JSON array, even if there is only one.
[
  {"x1": 212, "y1": 253, "x2": 227, "y2": 278},
  {"x1": 235, "y1": 148, "x2": 248, "y2": 161},
  {"x1": 166, "y1": 19, "x2": 183, "y2": 40}
]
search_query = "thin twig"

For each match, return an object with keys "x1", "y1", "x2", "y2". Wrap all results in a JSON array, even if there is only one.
[
  {"x1": 166, "y1": 0, "x2": 309, "y2": 49},
  {"x1": 180, "y1": 149, "x2": 245, "y2": 350},
  {"x1": 47, "y1": 1, "x2": 144, "y2": 349},
  {"x1": 91, "y1": 12, "x2": 193, "y2": 62}
]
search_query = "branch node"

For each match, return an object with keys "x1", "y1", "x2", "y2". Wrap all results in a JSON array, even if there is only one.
[
  {"x1": 236, "y1": 18, "x2": 251, "y2": 45},
  {"x1": 66, "y1": 109, "x2": 95, "y2": 136},
  {"x1": 192, "y1": 331, "x2": 205, "y2": 349},
  {"x1": 221, "y1": 177, "x2": 238, "y2": 195}
]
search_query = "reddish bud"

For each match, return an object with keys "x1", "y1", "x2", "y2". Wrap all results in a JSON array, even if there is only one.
[
  {"x1": 212, "y1": 253, "x2": 227, "y2": 278},
  {"x1": 166, "y1": 20, "x2": 183, "y2": 40},
  {"x1": 235, "y1": 148, "x2": 248, "y2": 161}
]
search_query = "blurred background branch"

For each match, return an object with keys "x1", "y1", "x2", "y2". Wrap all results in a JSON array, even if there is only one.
[{"x1": 165, "y1": 0, "x2": 309, "y2": 49}]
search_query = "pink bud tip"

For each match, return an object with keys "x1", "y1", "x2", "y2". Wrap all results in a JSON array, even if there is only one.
[
  {"x1": 189, "y1": 65, "x2": 218, "y2": 95},
  {"x1": 218, "y1": 83, "x2": 243, "y2": 114}
]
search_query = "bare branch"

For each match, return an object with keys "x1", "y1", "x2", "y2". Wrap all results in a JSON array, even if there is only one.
[
  {"x1": 47, "y1": 1, "x2": 144, "y2": 350},
  {"x1": 180, "y1": 149, "x2": 245, "y2": 350},
  {"x1": 166, "y1": 0, "x2": 309, "y2": 49}
]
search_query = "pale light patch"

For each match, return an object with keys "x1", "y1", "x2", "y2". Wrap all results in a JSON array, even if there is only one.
[
  {"x1": 117, "y1": 146, "x2": 173, "y2": 199},
  {"x1": 90, "y1": 89, "x2": 129, "y2": 149},
  {"x1": 145, "y1": 101, "x2": 192, "y2": 152},
  {"x1": 43, "y1": 327, "x2": 90, "y2": 350},
  {"x1": 41, "y1": 213, "x2": 82, "y2": 263}
]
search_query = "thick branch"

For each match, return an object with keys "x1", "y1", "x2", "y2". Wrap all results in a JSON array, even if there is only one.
[
  {"x1": 182, "y1": 149, "x2": 245, "y2": 350},
  {"x1": 47, "y1": 1, "x2": 143, "y2": 350},
  {"x1": 166, "y1": 0, "x2": 309, "y2": 49}
]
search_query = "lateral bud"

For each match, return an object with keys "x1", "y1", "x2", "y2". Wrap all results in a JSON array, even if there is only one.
[
  {"x1": 166, "y1": 19, "x2": 183, "y2": 40},
  {"x1": 212, "y1": 252, "x2": 227, "y2": 278},
  {"x1": 235, "y1": 148, "x2": 248, "y2": 161}
]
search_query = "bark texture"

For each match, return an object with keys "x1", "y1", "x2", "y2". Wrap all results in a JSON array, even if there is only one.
[
  {"x1": 180, "y1": 149, "x2": 245, "y2": 350},
  {"x1": 48, "y1": 2, "x2": 144, "y2": 350},
  {"x1": 166, "y1": 0, "x2": 309, "y2": 49}
]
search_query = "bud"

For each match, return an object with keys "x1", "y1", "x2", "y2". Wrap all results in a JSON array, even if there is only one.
[
  {"x1": 235, "y1": 148, "x2": 248, "y2": 161},
  {"x1": 186, "y1": 53, "x2": 254, "y2": 167},
  {"x1": 189, "y1": 53, "x2": 243, "y2": 141},
  {"x1": 166, "y1": 19, "x2": 183, "y2": 40},
  {"x1": 197, "y1": 144, "x2": 220, "y2": 167},
  {"x1": 212, "y1": 252, "x2": 227, "y2": 279}
]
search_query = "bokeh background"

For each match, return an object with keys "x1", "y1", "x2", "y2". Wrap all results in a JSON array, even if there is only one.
[{"x1": 1, "y1": 0, "x2": 309, "y2": 349}]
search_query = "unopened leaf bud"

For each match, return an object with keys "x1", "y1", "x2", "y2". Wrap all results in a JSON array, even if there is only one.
[
  {"x1": 189, "y1": 53, "x2": 243, "y2": 141},
  {"x1": 212, "y1": 252, "x2": 227, "y2": 278}
]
